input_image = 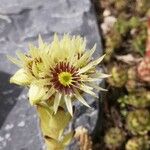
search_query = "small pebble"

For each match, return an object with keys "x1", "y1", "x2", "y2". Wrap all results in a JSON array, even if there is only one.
[
  {"x1": 103, "y1": 9, "x2": 111, "y2": 17},
  {"x1": 0, "y1": 136, "x2": 4, "y2": 142},
  {"x1": 5, "y1": 133, "x2": 10, "y2": 139},
  {"x1": 4, "y1": 124, "x2": 14, "y2": 131},
  {"x1": 17, "y1": 121, "x2": 25, "y2": 127}
]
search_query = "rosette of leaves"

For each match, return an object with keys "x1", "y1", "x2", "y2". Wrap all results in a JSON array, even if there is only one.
[
  {"x1": 135, "y1": 0, "x2": 150, "y2": 16},
  {"x1": 125, "y1": 136, "x2": 150, "y2": 150},
  {"x1": 129, "y1": 17, "x2": 141, "y2": 29},
  {"x1": 104, "y1": 127, "x2": 126, "y2": 149},
  {"x1": 107, "y1": 64, "x2": 128, "y2": 87},
  {"x1": 114, "y1": 17, "x2": 130, "y2": 36},
  {"x1": 113, "y1": 0, "x2": 127, "y2": 12},
  {"x1": 126, "y1": 109, "x2": 150, "y2": 135},
  {"x1": 118, "y1": 92, "x2": 150, "y2": 108}
]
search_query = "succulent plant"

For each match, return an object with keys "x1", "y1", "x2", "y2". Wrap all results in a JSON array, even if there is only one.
[
  {"x1": 104, "y1": 127, "x2": 126, "y2": 149},
  {"x1": 129, "y1": 17, "x2": 141, "y2": 29},
  {"x1": 125, "y1": 136, "x2": 150, "y2": 150},
  {"x1": 114, "y1": 18, "x2": 129, "y2": 35},
  {"x1": 114, "y1": 0, "x2": 127, "y2": 11},
  {"x1": 128, "y1": 66, "x2": 137, "y2": 79},
  {"x1": 126, "y1": 109, "x2": 150, "y2": 135},
  {"x1": 107, "y1": 64, "x2": 128, "y2": 87},
  {"x1": 131, "y1": 27, "x2": 147, "y2": 55},
  {"x1": 118, "y1": 92, "x2": 150, "y2": 108},
  {"x1": 135, "y1": 0, "x2": 150, "y2": 16},
  {"x1": 9, "y1": 34, "x2": 108, "y2": 149}
]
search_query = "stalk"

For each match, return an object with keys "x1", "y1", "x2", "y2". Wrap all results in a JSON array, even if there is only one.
[{"x1": 36, "y1": 103, "x2": 73, "y2": 150}]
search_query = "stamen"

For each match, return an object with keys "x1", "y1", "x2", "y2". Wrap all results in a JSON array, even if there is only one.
[
  {"x1": 51, "y1": 62, "x2": 80, "y2": 94},
  {"x1": 58, "y1": 72, "x2": 72, "y2": 86}
]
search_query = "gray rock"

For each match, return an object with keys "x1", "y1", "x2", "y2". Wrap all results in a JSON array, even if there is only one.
[{"x1": 0, "y1": 0, "x2": 102, "y2": 149}]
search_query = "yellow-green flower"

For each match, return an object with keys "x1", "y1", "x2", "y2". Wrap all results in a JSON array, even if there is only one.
[{"x1": 9, "y1": 34, "x2": 108, "y2": 115}]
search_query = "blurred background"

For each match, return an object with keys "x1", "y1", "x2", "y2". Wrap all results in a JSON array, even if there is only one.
[{"x1": 0, "y1": 0, "x2": 102, "y2": 149}]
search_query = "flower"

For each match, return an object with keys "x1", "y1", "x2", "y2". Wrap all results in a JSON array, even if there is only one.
[{"x1": 9, "y1": 34, "x2": 108, "y2": 115}]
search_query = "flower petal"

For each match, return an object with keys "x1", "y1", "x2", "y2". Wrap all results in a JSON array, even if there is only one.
[
  {"x1": 75, "y1": 44, "x2": 96, "y2": 67},
  {"x1": 64, "y1": 96, "x2": 73, "y2": 116},
  {"x1": 10, "y1": 69, "x2": 31, "y2": 86},
  {"x1": 89, "y1": 83, "x2": 108, "y2": 91},
  {"x1": 38, "y1": 34, "x2": 44, "y2": 47},
  {"x1": 81, "y1": 77, "x2": 102, "y2": 82},
  {"x1": 74, "y1": 90, "x2": 90, "y2": 108},
  {"x1": 78, "y1": 54, "x2": 105, "y2": 74},
  {"x1": 79, "y1": 84, "x2": 98, "y2": 98},
  {"x1": 7, "y1": 55, "x2": 22, "y2": 67},
  {"x1": 91, "y1": 72, "x2": 111, "y2": 78},
  {"x1": 53, "y1": 93, "x2": 62, "y2": 114},
  {"x1": 16, "y1": 51, "x2": 28, "y2": 62}
]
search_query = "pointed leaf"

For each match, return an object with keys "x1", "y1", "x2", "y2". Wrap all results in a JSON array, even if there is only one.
[
  {"x1": 64, "y1": 96, "x2": 73, "y2": 116},
  {"x1": 78, "y1": 54, "x2": 105, "y2": 74}
]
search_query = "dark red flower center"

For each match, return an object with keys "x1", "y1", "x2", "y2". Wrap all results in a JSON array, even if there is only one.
[{"x1": 50, "y1": 62, "x2": 80, "y2": 94}]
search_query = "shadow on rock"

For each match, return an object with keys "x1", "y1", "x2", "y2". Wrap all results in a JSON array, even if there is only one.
[{"x1": 0, "y1": 71, "x2": 23, "y2": 128}]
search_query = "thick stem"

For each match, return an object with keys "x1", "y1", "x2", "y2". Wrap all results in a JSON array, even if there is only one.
[{"x1": 36, "y1": 103, "x2": 73, "y2": 150}]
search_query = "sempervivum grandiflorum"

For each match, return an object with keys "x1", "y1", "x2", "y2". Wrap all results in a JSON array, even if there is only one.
[{"x1": 9, "y1": 34, "x2": 109, "y2": 116}]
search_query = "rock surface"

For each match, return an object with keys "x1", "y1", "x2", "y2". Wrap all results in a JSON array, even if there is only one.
[{"x1": 0, "y1": 0, "x2": 102, "y2": 149}]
